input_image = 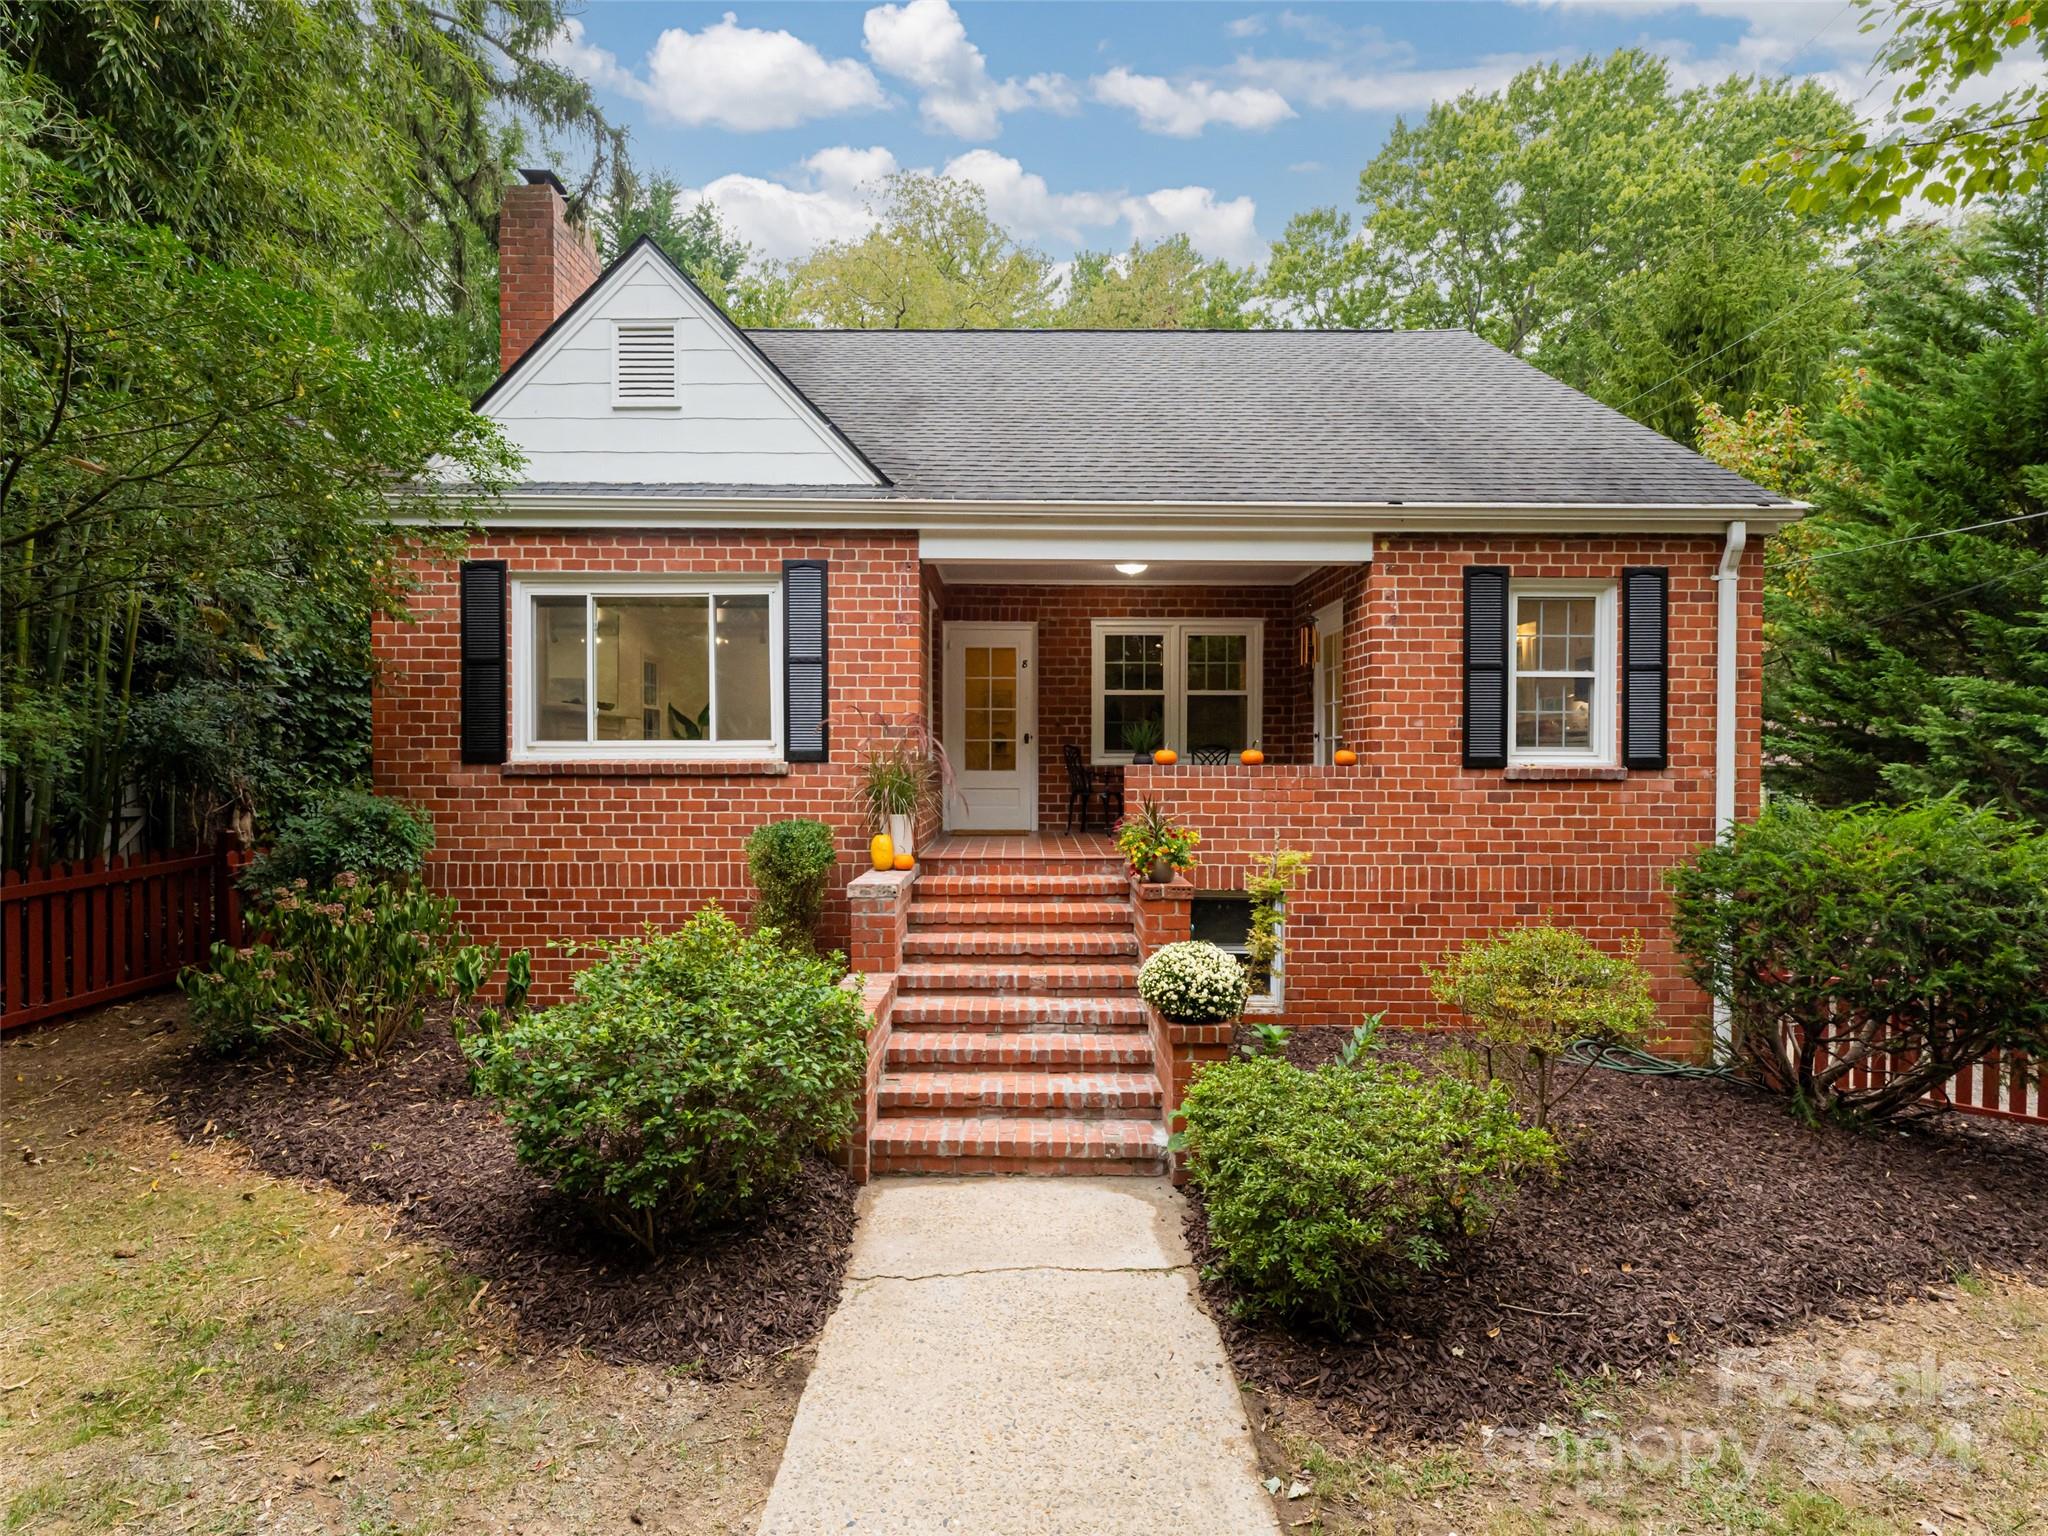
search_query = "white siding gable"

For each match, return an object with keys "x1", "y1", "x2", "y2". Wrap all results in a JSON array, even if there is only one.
[{"x1": 481, "y1": 244, "x2": 877, "y2": 487}]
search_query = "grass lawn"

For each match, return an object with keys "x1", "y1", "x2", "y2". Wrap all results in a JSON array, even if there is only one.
[
  {"x1": 1246, "y1": 1275, "x2": 2048, "y2": 1534},
  {"x1": 0, "y1": 1000, "x2": 803, "y2": 1535}
]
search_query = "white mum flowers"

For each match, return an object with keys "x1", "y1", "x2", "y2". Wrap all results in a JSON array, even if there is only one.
[{"x1": 1138, "y1": 941, "x2": 1250, "y2": 1023}]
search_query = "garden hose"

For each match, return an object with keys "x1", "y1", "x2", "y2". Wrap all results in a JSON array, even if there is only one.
[{"x1": 1561, "y1": 1039, "x2": 1742, "y2": 1082}]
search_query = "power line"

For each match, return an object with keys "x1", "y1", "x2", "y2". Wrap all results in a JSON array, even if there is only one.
[{"x1": 1773, "y1": 507, "x2": 2048, "y2": 568}]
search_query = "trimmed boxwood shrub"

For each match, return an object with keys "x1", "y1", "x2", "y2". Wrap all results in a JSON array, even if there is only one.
[
  {"x1": 242, "y1": 789, "x2": 433, "y2": 890},
  {"x1": 1138, "y1": 940, "x2": 1250, "y2": 1023},
  {"x1": 1668, "y1": 796, "x2": 2048, "y2": 1121},
  {"x1": 745, "y1": 818, "x2": 838, "y2": 949},
  {"x1": 467, "y1": 907, "x2": 868, "y2": 1253},
  {"x1": 1181, "y1": 1054, "x2": 1557, "y2": 1327}
]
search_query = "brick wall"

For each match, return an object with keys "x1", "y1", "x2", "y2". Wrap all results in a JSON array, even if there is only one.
[
  {"x1": 497, "y1": 177, "x2": 603, "y2": 372},
  {"x1": 939, "y1": 581, "x2": 1313, "y2": 828},
  {"x1": 373, "y1": 531, "x2": 925, "y2": 1001},
  {"x1": 1127, "y1": 534, "x2": 1765, "y2": 1055}
]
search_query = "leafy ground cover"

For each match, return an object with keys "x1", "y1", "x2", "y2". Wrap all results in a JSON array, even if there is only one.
[
  {"x1": 0, "y1": 1000, "x2": 811, "y2": 1534},
  {"x1": 1196, "y1": 1028, "x2": 2048, "y2": 1440}
]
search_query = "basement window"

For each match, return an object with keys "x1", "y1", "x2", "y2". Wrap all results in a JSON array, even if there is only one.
[
  {"x1": 1192, "y1": 893, "x2": 1283, "y2": 1014},
  {"x1": 613, "y1": 322, "x2": 678, "y2": 407}
]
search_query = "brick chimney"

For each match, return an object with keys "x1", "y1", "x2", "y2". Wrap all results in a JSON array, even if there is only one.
[{"x1": 498, "y1": 169, "x2": 603, "y2": 373}]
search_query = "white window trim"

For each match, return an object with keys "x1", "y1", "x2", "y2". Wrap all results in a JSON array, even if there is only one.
[
  {"x1": 611, "y1": 320, "x2": 679, "y2": 410},
  {"x1": 1507, "y1": 579, "x2": 1616, "y2": 767},
  {"x1": 509, "y1": 575, "x2": 782, "y2": 762},
  {"x1": 1088, "y1": 618, "x2": 1263, "y2": 765}
]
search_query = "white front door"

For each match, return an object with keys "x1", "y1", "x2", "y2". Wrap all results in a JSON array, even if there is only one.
[
  {"x1": 943, "y1": 622, "x2": 1038, "y2": 832},
  {"x1": 1312, "y1": 598, "x2": 1345, "y2": 764}
]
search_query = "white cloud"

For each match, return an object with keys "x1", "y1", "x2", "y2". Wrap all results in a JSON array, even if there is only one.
[
  {"x1": 1121, "y1": 186, "x2": 1265, "y2": 264},
  {"x1": 682, "y1": 147, "x2": 898, "y2": 262},
  {"x1": 1234, "y1": 49, "x2": 1548, "y2": 112},
  {"x1": 862, "y1": 0, "x2": 1075, "y2": 139},
  {"x1": 546, "y1": 13, "x2": 886, "y2": 133},
  {"x1": 1091, "y1": 67, "x2": 1296, "y2": 136},
  {"x1": 1226, "y1": 14, "x2": 1267, "y2": 38},
  {"x1": 940, "y1": 150, "x2": 1120, "y2": 243}
]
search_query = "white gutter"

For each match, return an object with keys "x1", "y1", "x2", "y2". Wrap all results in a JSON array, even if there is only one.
[
  {"x1": 390, "y1": 491, "x2": 1808, "y2": 536},
  {"x1": 1710, "y1": 519, "x2": 1748, "y2": 1060}
]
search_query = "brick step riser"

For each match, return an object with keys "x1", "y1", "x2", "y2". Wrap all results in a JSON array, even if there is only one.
[
  {"x1": 875, "y1": 1100, "x2": 1164, "y2": 1120},
  {"x1": 868, "y1": 1154, "x2": 1169, "y2": 1177},
  {"x1": 886, "y1": 1042, "x2": 1156, "y2": 1069},
  {"x1": 908, "y1": 901, "x2": 1134, "y2": 928},
  {"x1": 877, "y1": 1074, "x2": 1162, "y2": 1113},
  {"x1": 889, "y1": 1013, "x2": 1149, "y2": 1035},
  {"x1": 916, "y1": 857, "x2": 1126, "y2": 879},
  {"x1": 902, "y1": 933, "x2": 1139, "y2": 960},
  {"x1": 914, "y1": 876, "x2": 1128, "y2": 899},
  {"x1": 869, "y1": 1125, "x2": 1168, "y2": 1165},
  {"x1": 905, "y1": 974, "x2": 1146, "y2": 999}
]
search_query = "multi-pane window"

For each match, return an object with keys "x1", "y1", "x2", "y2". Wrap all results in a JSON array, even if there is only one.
[
  {"x1": 1092, "y1": 621, "x2": 1261, "y2": 760},
  {"x1": 962, "y1": 644, "x2": 1020, "y2": 773},
  {"x1": 1101, "y1": 632, "x2": 1167, "y2": 756},
  {"x1": 1509, "y1": 587, "x2": 1611, "y2": 762},
  {"x1": 520, "y1": 584, "x2": 777, "y2": 754},
  {"x1": 1184, "y1": 632, "x2": 1250, "y2": 753}
]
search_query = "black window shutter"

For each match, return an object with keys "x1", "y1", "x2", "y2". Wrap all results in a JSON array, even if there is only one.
[
  {"x1": 783, "y1": 559, "x2": 829, "y2": 762},
  {"x1": 458, "y1": 560, "x2": 508, "y2": 765},
  {"x1": 1462, "y1": 566, "x2": 1510, "y2": 769},
  {"x1": 1621, "y1": 566, "x2": 1670, "y2": 770}
]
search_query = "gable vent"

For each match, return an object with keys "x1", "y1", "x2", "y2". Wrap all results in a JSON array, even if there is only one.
[{"x1": 614, "y1": 323, "x2": 677, "y2": 405}]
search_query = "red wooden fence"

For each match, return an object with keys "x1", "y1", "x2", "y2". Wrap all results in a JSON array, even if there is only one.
[{"x1": 1, "y1": 845, "x2": 251, "y2": 1032}]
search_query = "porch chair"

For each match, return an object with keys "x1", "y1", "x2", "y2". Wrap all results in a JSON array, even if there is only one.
[
  {"x1": 1190, "y1": 747, "x2": 1232, "y2": 765},
  {"x1": 1063, "y1": 744, "x2": 1124, "y2": 833}
]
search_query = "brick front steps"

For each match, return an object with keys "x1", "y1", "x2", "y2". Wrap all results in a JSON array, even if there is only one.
[{"x1": 869, "y1": 836, "x2": 1167, "y2": 1177}]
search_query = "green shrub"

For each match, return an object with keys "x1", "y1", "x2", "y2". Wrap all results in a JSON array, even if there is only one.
[
  {"x1": 1138, "y1": 940, "x2": 1249, "y2": 1023},
  {"x1": 1668, "y1": 797, "x2": 2048, "y2": 1121},
  {"x1": 1182, "y1": 1054, "x2": 1556, "y2": 1327},
  {"x1": 181, "y1": 876, "x2": 491, "y2": 1059},
  {"x1": 467, "y1": 907, "x2": 868, "y2": 1254},
  {"x1": 745, "y1": 819, "x2": 839, "y2": 947},
  {"x1": 1244, "y1": 848, "x2": 1309, "y2": 991},
  {"x1": 1427, "y1": 924, "x2": 1657, "y2": 1127},
  {"x1": 243, "y1": 790, "x2": 434, "y2": 890}
]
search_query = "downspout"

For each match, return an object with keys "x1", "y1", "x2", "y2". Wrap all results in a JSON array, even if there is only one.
[{"x1": 1710, "y1": 520, "x2": 1748, "y2": 1060}]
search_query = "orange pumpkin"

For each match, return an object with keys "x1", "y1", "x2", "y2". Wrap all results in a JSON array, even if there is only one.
[
  {"x1": 870, "y1": 832, "x2": 895, "y2": 871},
  {"x1": 1333, "y1": 747, "x2": 1358, "y2": 767},
  {"x1": 1152, "y1": 748, "x2": 1178, "y2": 765},
  {"x1": 892, "y1": 852, "x2": 915, "y2": 871},
  {"x1": 1239, "y1": 747, "x2": 1265, "y2": 766}
]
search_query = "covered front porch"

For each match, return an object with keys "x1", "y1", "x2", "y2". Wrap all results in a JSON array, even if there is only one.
[{"x1": 921, "y1": 541, "x2": 1371, "y2": 835}]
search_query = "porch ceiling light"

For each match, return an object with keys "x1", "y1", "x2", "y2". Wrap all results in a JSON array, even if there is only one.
[{"x1": 1114, "y1": 562, "x2": 1149, "y2": 576}]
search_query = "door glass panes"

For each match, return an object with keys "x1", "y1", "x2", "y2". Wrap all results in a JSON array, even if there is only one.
[
  {"x1": 713, "y1": 593, "x2": 772, "y2": 741},
  {"x1": 1318, "y1": 629, "x2": 1343, "y2": 760},
  {"x1": 594, "y1": 596, "x2": 709, "y2": 741},
  {"x1": 533, "y1": 596, "x2": 588, "y2": 741},
  {"x1": 1513, "y1": 596, "x2": 1599, "y2": 751},
  {"x1": 964, "y1": 645, "x2": 1018, "y2": 772},
  {"x1": 1103, "y1": 631, "x2": 1166, "y2": 754}
]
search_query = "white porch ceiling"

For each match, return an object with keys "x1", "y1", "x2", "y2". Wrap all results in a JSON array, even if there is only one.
[
  {"x1": 933, "y1": 559, "x2": 1319, "y2": 587},
  {"x1": 921, "y1": 530, "x2": 1371, "y2": 586}
]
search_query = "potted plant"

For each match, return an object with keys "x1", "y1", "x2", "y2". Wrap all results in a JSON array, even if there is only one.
[
  {"x1": 1116, "y1": 797, "x2": 1199, "y2": 884},
  {"x1": 853, "y1": 724, "x2": 944, "y2": 862},
  {"x1": 1121, "y1": 718, "x2": 1163, "y2": 764},
  {"x1": 1137, "y1": 941, "x2": 1250, "y2": 1025}
]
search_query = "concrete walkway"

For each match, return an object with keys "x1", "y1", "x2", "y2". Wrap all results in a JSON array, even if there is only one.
[{"x1": 756, "y1": 1178, "x2": 1281, "y2": 1536}]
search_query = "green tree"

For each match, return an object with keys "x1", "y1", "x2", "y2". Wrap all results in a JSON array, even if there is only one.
[
  {"x1": 1055, "y1": 236, "x2": 1258, "y2": 329},
  {"x1": 1761, "y1": 192, "x2": 2048, "y2": 816},
  {"x1": 787, "y1": 174, "x2": 1055, "y2": 328},
  {"x1": 1754, "y1": 1, "x2": 2046, "y2": 221},
  {"x1": 1268, "y1": 51, "x2": 1861, "y2": 443},
  {"x1": 595, "y1": 169, "x2": 750, "y2": 282}
]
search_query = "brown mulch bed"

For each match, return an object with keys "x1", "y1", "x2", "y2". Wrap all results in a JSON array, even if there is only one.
[
  {"x1": 1190, "y1": 1026, "x2": 2048, "y2": 1440},
  {"x1": 166, "y1": 1017, "x2": 858, "y2": 1377}
]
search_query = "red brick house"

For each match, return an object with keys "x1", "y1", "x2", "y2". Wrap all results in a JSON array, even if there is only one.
[{"x1": 375, "y1": 173, "x2": 1793, "y2": 1175}]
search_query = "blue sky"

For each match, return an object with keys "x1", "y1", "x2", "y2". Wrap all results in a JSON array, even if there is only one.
[{"x1": 550, "y1": 2, "x2": 1886, "y2": 265}]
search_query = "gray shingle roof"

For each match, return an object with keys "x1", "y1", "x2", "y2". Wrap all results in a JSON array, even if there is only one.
[{"x1": 742, "y1": 328, "x2": 1790, "y2": 507}]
